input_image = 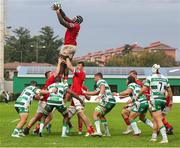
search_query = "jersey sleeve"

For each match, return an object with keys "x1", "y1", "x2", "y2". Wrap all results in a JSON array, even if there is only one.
[
  {"x1": 33, "y1": 87, "x2": 41, "y2": 94},
  {"x1": 96, "y1": 80, "x2": 106, "y2": 91},
  {"x1": 128, "y1": 84, "x2": 135, "y2": 91},
  {"x1": 144, "y1": 76, "x2": 151, "y2": 87}
]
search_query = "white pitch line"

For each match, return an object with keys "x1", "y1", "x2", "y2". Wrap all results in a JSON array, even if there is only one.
[{"x1": 11, "y1": 119, "x2": 19, "y2": 123}]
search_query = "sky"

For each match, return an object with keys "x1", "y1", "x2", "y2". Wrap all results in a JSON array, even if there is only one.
[{"x1": 6, "y1": 0, "x2": 180, "y2": 60}]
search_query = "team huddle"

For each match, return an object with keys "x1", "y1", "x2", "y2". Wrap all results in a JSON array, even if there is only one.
[{"x1": 11, "y1": 2, "x2": 173, "y2": 144}]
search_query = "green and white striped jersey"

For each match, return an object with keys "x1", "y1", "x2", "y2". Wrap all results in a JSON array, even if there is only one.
[
  {"x1": 144, "y1": 74, "x2": 170, "y2": 101},
  {"x1": 15, "y1": 86, "x2": 40, "y2": 108},
  {"x1": 47, "y1": 82, "x2": 68, "y2": 106},
  {"x1": 96, "y1": 79, "x2": 116, "y2": 104},
  {"x1": 128, "y1": 83, "x2": 147, "y2": 104}
]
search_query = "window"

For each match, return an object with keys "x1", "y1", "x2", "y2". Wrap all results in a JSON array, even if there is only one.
[
  {"x1": 14, "y1": 71, "x2": 18, "y2": 77},
  {"x1": 4, "y1": 71, "x2": 10, "y2": 80},
  {"x1": 171, "y1": 86, "x2": 180, "y2": 96},
  {"x1": 109, "y1": 85, "x2": 117, "y2": 92}
]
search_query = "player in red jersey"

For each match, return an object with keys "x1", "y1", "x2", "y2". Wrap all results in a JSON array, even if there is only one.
[
  {"x1": 65, "y1": 59, "x2": 94, "y2": 136},
  {"x1": 23, "y1": 58, "x2": 62, "y2": 135},
  {"x1": 52, "y1": 3, "x2": 83, "y2": 83}
]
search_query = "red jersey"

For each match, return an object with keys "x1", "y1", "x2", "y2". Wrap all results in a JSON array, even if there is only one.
[
  {"x1": 64, "y1": 23, "x2": 80, "y2": 46},
  {"x1": 42, "y1": 75, "x2": 55, "y2": 102},
  {"x1": 71, "y1": 85, "x2": 87, "y2": 106},
  {"x1": 136, "y1": 79, "x2": 143, "y2": 87},
  {"x1": 166, "y1": 96, "x2": 171, "y2": 107},
  {"x1": 71, "y1": 69, "x2": 86, "y2": 95}
]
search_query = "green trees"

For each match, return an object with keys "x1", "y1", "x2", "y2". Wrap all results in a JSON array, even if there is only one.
[
  {"x1": 5, "y1": 26, "x2": 63, "y2": 64},
  {"x1": 106, "y1": 51, "x2": 175, "y2": 67}
]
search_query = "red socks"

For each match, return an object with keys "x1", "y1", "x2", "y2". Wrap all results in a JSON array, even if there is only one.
[
  {"x1": 88, "y1": 125, "x2": 95, "y2": 134},
  {"x1": 123, "y1": 117, "x2": 131, "y2": 125},
  {"x1": 78, "y1": 122, "x2": 83, "y2": 132},
  {"x1": 162, "y1": 117, "x2": 172, "y2": 129}
]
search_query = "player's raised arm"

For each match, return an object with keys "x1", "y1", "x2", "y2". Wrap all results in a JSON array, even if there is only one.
[
  {"x1": 66, "y1": 58, "x2": 75, "y2": 73},
  {"x1": 52, "y1": 3, "x2": 72, "y2": 29},
  {"x1": 59, "y1": 9, "x2": 74, "y2": 23},
  {"x1": 56, "y1": 10, "x2": 72, "y2": 29},
  {"x1": 54, "y1": 58, "x2": 64, "y2": 77}
]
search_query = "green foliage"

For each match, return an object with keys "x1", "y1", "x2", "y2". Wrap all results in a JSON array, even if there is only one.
[
  {"x1": 5, "y1": 26, "x2": 63, "y2": 64},
  {"x1": 106, "y1": 51, "x2": 175, "y2": 67}
]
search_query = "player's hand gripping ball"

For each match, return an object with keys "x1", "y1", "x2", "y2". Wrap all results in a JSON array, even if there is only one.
[{"x1": 52, "y1": 2, "x2": 61, "y2": 11}]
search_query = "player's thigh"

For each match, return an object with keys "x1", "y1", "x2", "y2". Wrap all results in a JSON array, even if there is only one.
[
  {"x1": 103, "y1": 102, "x2": 116, "y2": 116},
  {"x1": 152, "y1": 110, "x2": 162, "y2": 122},
  {"x1": 73, "y1": 97, "x2": 85, "y2": 112},
  {"x1": 56, "y1": 105, "x2": 68, "y2": 116},
  {"x1": 151, "y1": 100, "x2": 166, "y2": 112},
  {"x1": 121, "y1": 107, "x2": 130, "y2": 116},
  {"x1": 137, "y1": 103, "x2": 149, "y2": 115},
  {"x1": 67, "y1": 106, "x2": 76, "y2": 119},
  {"x1": 37, "y1": 101, "x2": 46, "y2": 114},
  {"x1": 43, "y1": 104, "x2": 54, "y2": 116}
]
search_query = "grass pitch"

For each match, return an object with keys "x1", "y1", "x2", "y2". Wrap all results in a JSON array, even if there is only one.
[{"x1": 0, "y1": 101, "x2": 180, "y2": 147}]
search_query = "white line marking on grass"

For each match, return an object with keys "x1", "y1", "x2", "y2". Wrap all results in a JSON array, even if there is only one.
[{"x1": 11, "y1": 119, "x2": 19, "y2": 123}]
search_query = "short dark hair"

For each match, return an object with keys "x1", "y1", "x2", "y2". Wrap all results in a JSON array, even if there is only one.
[
  {"x1": 31, "y1": 81, "x2": 37, "y2": 86},
  {"x1": 45, "y1": 71, "x2": 51, "y2": 78},
  {"x1": 78, "y1": 61, "x2": 85, "y2": 67},
  {"x1": 95, "y1": 72, "x2": 103, "y2": 79},
  {"x1": 129, "y1": 70, "x2": 138, "y2": 75},
  {"x1": 127, "y1": 75, "x2": 136, "y2": 84}
]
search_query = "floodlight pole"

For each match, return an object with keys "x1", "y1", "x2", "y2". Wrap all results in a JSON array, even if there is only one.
[{"x1": 0, "y1": 0, "x2": 5, "y2": 90}]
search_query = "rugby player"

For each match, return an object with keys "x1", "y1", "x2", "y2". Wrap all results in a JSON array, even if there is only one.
[
  {"x1": 114, "y1": 70, "x2": 143, "y2": 135},
  {"x1": 39, "y1": 77, "x2": 84, "y2": 137},
  {"x1": 11, "y1": 81, "x2": 53, "y2": 138},
  {"x1": 65, "y1": 59, "x2": 94, "y2": 136},
  {"x1": 83, "y1": 73, "x2": 116, "y2": 137},
  {"x1": 119, "y1": 76, "x2": 153, "y2": 136},
  {"x1": 122, "y1": 70, "x2": 142, "y2": 134},
  {"x1": 23, "y1": 58, "x2": 62, "y2": 135},
  {"x1": 52, "y1": 2, "x2": 83, "y2": 83},
  {"x1": 137, "y1": 64, "x2": 173, "y2": 143}
]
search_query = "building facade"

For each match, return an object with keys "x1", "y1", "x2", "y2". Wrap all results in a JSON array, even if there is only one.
[{"x1": 74, "y1": 41, "x2": 177, "y2": 66}]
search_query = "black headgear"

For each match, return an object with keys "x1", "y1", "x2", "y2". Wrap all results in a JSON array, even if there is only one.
[{"x1": 75, "y1": 15, "x2": 83, "y2": 24}]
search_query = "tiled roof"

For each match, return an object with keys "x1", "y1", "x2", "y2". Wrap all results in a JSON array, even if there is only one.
[{"x1": 4, "y1": 62, "x2": 54, "y2": 70}]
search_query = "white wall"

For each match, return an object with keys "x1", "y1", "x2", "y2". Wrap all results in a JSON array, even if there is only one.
[{"x1": 4, "y1": 80, "x2": 13, "y2": 93}]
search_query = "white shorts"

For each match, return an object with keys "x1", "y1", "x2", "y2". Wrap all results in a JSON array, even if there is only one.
[
  {"x1": 162, "y1": 106, "x2": 170, "y2": 115},
  {"x1": 68, "y1": 96, "x2": 85, "y2": 118},
  {"x1": 37, "y1": 101, "x2": 47, "y2": 113},
  {"x1": 59, "y1": 45, "x2": 77, "y2": 59}
]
